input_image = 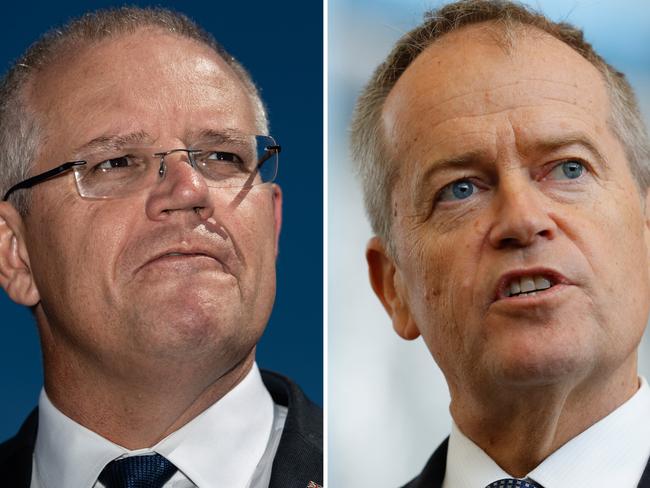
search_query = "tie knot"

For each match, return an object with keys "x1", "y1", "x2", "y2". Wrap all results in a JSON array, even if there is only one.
[
  {"x1": 486, "y1": 479, "x2": 543, "y2": 488},
  {"x1": 98, "y1": 453, "x2": 178, "y2": 488}
]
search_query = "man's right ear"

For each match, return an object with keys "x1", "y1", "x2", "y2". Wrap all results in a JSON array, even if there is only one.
[
  {"x1": 0, "y1": 202, "x2": 39, "y2": 306},
  {"x1": 366, "y1": 236, "x2": 420, "y2": 340}
]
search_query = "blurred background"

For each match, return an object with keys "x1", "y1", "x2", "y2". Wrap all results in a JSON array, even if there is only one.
[
  {"x1": 328, "y1": 0, "x2": 650, "y2": 486},
  {"x1": 0, "y1": 0, "x2": 322, "y2": 441}
]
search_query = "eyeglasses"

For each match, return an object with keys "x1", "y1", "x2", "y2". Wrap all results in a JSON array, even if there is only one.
[{"x1": 3, "y1": 134, "x2": 280, "y2": 201}]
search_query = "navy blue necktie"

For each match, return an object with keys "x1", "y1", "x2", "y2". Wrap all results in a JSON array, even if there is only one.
[
  {"x1": 486, "y1": 479, "x2": 544, "y2": 488},
  {"x1": 98, "y1": 453, "x2": 178, "y2": 488}
]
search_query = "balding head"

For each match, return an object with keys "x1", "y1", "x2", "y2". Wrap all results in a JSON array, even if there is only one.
[
  {"x1": 0, "y1": 7, "x2": 268, "y2": 215},
  {"x1": 350, "y1": 0, "x2": 650, "y2": 251}
]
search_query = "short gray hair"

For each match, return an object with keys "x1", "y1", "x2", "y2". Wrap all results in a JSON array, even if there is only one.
[
  {"x1": 350, "y1": 0, "x2": 650, "y2": 247},
  {"x1": 0, "y1": 6, "x2": 268, "y2": 215}
]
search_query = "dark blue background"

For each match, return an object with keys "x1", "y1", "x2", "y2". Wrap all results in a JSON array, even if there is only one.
[{"x1": 0, "y1": 0, "x2": 322, "y2": 441}]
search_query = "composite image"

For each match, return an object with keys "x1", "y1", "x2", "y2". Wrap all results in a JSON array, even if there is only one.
[{"x1": 0, "y1": 0, "x2": 649, "y2": 487}]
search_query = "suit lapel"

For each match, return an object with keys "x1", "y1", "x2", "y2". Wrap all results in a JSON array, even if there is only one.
[
  {"x1": 0, "y1": 408, "x2": 37, "y2": 488},
  {"x1": 401, "y1": 438, "x2": 448, "y2": 488},
  {"x1": 262, "y1": 371, "x2": 323, "y2": 488},
  {"x1": 638, "y1": 456, "x2": 650, "y2": 488}
]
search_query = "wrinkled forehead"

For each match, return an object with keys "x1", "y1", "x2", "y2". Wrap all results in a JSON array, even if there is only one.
[
  {"x1": 26, "y1": 28, "x2": 260, "y2": 152},
  {"x1": 381, "y1": 23, "x2": 611, "y2": 157}
]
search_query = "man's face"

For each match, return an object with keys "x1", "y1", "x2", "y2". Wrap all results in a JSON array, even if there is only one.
[
  {"x1": 20, "y1": 30, "x2": 281, "y2": 375},
  {"x1": 373, "y1": 24, "x2": 650, "y2": 394}
]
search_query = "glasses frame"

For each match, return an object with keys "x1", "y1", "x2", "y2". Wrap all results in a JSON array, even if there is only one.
[{"x1": 3, "y1": 139, "x2": 281, "y2": 201}]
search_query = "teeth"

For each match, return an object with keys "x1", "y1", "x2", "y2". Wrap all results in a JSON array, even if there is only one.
[
  {"x1": 509, "y1": 280, "x2": 521, "y2": 296},
  {"x1": 507, "y1": 274, "x2": 554, "y2": 297},
  {"x1": 520, "y1": 276, "x2": 536, "y2": 293},
  {"x1": 534, "y1": 276, "x2": 551, "y2": 290}
]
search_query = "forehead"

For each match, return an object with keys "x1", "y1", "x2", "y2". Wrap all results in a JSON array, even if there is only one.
[
  {"x1": 382, "y1": 23, "x2": 611, "y2": 161},
  {"x1": 29, "y1": 29, "x2": 257, "y2": 158}
]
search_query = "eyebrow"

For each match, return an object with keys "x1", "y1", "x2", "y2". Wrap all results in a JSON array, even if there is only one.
[
  {"x1": 414, "y1": 132, "x2": 609, "y2": 196},
  {"x1": 74, "y1": 130, "x2": 151, "y2": 155},
  {"x1": 189, "y1": 128, "x2": 250, "y2": 146},
  {"x1": 531, "y1": 133, "x2": 609, "y2": 169},
  {"x1": 414, "y1": 149, "x2": 488, "y2": 199}
]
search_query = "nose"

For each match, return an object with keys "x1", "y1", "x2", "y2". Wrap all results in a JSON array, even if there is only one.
[
  {"x1": 145, "y1": 150, "x2": 214, "y2": 221},
  {"x1": 487, "y1": 179, "x2": 557, "y2": 249}
]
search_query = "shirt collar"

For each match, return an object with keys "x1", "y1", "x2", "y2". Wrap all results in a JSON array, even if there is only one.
[
  {"x1": 444, "y1": 377, "x2": 650, "y2": 488},
  {"x1": 34, "y1": 363, "x2": 274, "y2": 488}
]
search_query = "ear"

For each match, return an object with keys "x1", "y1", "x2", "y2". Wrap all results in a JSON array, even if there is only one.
[
  {"x1": 271, "y1": 184, "x2": 283, "y2": 257},
  {"x1": 366, "y1": 236, "x2": 420, "y2": 340},
  {"x1": 0, "y1": 202, "x2": 40, "y2": 306}
]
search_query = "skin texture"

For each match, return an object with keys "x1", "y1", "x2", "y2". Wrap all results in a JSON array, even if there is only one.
[
  {"x1": 367, "y1": 23, "x2": 650, "y2": 476},
  {"x1": 0, "y1": 28, "x2": 282, "y2": 448}
]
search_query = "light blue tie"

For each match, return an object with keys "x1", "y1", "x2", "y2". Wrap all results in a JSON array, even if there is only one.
[
  {"x1": 485, "y1": 478, "x2": 544, "y2": 488},
  {"x1": 98, "y1": 453, "x2": 178, "y2": 488}
]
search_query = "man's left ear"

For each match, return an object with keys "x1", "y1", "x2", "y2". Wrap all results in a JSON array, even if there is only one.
[
  {"x1": 271, "y1": 184, "x2": 283, "y2": 257},
  {"x1": 366, "y1": 236, "x2": 420, "y2": 340},
  {"x1": 0, "y1": 202, "x2": 40, "y2": 306}
]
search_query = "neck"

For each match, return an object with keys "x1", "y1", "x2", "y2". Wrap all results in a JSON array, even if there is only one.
[
  {"x1": 450, "y1": 358, "x2": 639, "y2": 477},
  {"x1": 42, "y1": 343, "x2": 256, "y2": 449}
]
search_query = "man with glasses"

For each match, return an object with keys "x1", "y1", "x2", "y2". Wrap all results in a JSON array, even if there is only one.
[{"x1": 0, "y1": 7, "x2": 322, "y2": 488}]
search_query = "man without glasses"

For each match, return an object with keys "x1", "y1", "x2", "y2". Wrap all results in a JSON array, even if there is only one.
[
  {"x1": 351, "y1": 1, "x2": 650, "y2": 486},
  {"x1": 0, "y1": 7, "x2": 322, "y2": 488}
]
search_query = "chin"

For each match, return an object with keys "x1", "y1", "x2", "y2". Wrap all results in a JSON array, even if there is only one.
[
  {"x1": 492, "y1": 357, "x2": 584, "y2": 387},
  {"x1": 485, "y1": 340, "x2": 593, "y2": 388},
  {"x1": 126, "y1": 298, "x2": 243, "y2": 357}
]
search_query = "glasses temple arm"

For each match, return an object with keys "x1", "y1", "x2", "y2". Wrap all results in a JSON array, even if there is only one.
[
  {"x1": 256, "y1": 145, "x2": 281, "y2": 170},
  {"x1": 3, "y1": 160, "x2": 86, "y2": 201}
]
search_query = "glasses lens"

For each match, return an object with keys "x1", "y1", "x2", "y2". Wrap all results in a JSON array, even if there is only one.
[
  {"x1": 71, "y1": 134, "x2": 279, "y2": 199},
  {"x1": 255, "y1": 135, "x2": 279, "y2": 185},
  {"x1": 73, "y1": 151, "x2": 155, "y2": 199},
  {"x1": 195, "y1": 134, "x2": 279, "y2": 189}
]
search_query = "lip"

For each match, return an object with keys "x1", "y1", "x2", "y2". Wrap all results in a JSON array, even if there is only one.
[
  {"x1": 138, "y1": 246, "x2": 229, "y2": 274},
  {"x1": 493, "y1": 267, "x2": 573, "y2": 303}
]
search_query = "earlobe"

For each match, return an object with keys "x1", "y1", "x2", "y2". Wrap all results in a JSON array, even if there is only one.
[
  {"x1": 0, "y1": 202, "x2": 40, "y2": 306},
  {"x1": 366, "y1": 236, "x2": 420, "y2": 340}
]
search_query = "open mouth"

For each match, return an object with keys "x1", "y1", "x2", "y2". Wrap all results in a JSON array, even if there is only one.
[
  {"x1": 504, "y1": 274, "x2": 555, "y2": 298},
  {"x1": 493, "y1": 268, "x2": 572, "y2": 302}
]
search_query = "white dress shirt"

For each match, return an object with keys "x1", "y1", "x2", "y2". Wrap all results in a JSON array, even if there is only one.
[
  {"x1": 30, "y1": 363, "x2": 288, "y2": 488},
  {"x1": 442, "y1": 377, "x2": 650, "y2": 488}
]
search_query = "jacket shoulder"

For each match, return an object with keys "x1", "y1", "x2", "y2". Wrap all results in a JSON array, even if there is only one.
[
  {"x1": 401, "y1": 437, "x2": 448, "y2": 488},
  {"x1": 261, "y1": 370, "x2": 323, "y2": 488},
  {"x1": 0, "y1": 408, "x2": 38, "y2": 486}
]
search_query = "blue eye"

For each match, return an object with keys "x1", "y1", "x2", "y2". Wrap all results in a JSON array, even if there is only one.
[
  {"x1": 438, "y1": 179, "x2": 477, "y2": 202},
  {"x1": 549, "y1": 160, "x2": 585, "y2": 180}
]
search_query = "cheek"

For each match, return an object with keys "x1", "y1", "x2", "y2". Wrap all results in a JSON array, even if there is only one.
[
  {"x1": 563, "y1": 186, "x2": 650, "y2": 355},
  {"x1": 228, "y1": 192, "x2": 278, "y2": 326},
  {"x1": 402, "y1": 223, "x2": 481, "y2": 361},
  {"x1": 32, "y1": 199, "x2": 131, "y2": 311},
  {"x1": 593, "y1": 194, "x2": 650, "y2": 307},
  {"x1": 227, "y1": 190, "x2": 277, "y2": 276},
  {"x1": 585, "y1": 187, "x2": 647, "y2": 279}
]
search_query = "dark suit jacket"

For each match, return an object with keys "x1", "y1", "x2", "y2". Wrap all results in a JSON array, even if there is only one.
[
  {"x1": 401, "y1": 437, "x2": 650, "y2": 488},
  {"x1": 0, "y1": 370, "x2": 322, "y2": 488}
]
